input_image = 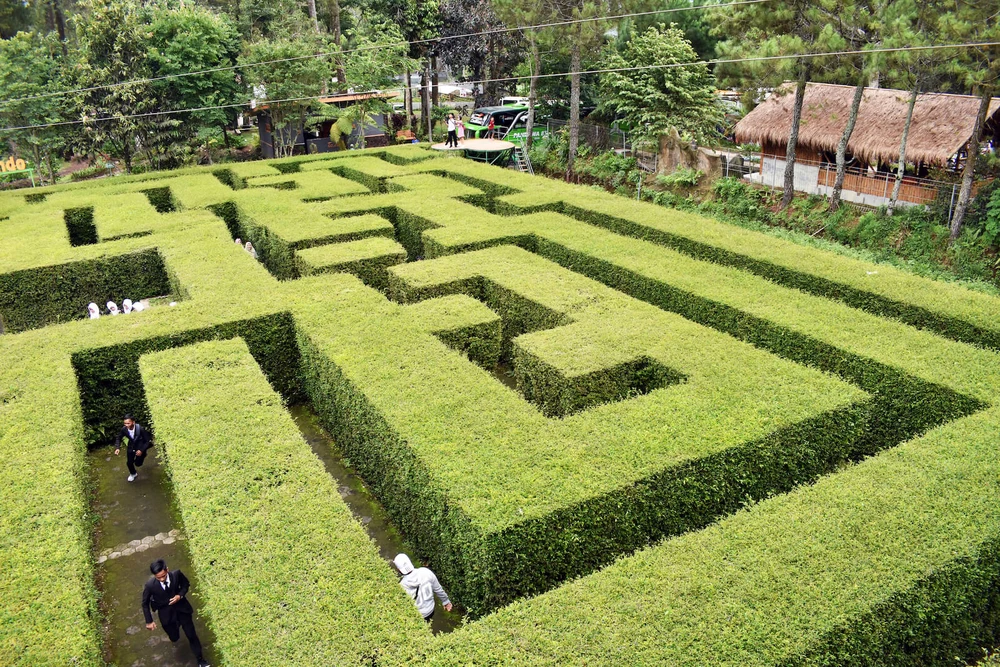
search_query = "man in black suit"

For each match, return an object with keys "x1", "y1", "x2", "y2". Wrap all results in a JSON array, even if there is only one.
[
  {"x1": 114, "y1": 414, "x2": 151, "y2": 482},
  {"x1": 142, "y1": 559, "x2": 210, "y2": 667}
]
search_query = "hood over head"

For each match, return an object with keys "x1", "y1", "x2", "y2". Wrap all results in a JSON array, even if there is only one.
[{"x1": 393, "y1": 553, "x2": 414, "y2": 575}]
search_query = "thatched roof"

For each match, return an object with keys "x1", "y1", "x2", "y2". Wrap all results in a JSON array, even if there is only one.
[{"x1": 733, "y1": 83, "x2": 1000, "y2": 166}]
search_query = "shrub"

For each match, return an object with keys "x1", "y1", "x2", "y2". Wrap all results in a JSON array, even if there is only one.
[{"x1": 657, "y1": 167, "x2": 703, "y2": 187}]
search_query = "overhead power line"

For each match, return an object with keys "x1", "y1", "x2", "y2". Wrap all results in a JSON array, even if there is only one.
[
  {"x1": 0, "y1": 0, "x2": 771, "y2": 107},
  {"x1": 2, "y1": 40, "x2": 998, "y2": 133}
]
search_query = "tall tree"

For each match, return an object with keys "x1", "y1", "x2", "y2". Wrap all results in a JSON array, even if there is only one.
[
  {"x1": 807, "y1": 0, "x2": 883, "y2": 212},
  {"x1": 73, "y1": 0, "x2": 157, "y2": 173},
  {"x1": 438, "y1": 0, "x2": 524, "y2": 108},
  {"x1": 342, "y1": 21, "x2": 413, "y2": 147},
  {"x1": 714, "y1": 0, "x2": 833, "y2": 208},
  {"x1": 546, "y1": 0, "x2": 623, "y2": 178},
  {"x1": 940, "y1": 1, "x2": 1000, "y2": 240},
  {"x1": 364, "y1": 0, "x2": 440, "y2": 138},
  {"x1": 879, "y1": 0, "x2": 946, "y2": 215},
  {"x1": 0, "y1": 31, "x2": 73, "y2": 184},
  {"x1": 493, "y1": 0, "x2": 554, "y2": 149},
  {"x1": 148, "y1": 6, "x2": 242, "y2": 148},
  {"x1": 599, "y1": 23, "x2": 723, "y2": 146},
  {"x1": 240, "y1": 35, "x2": 334, "y2": 157},
  {"x1": 0, "y1": 0, "x2": 32, "y2": 39}
]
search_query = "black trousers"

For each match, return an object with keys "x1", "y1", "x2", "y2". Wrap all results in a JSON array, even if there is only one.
[
  {"x1": 163, "y1": 612, "x2": 203, "y2": 660},
  {"x1": 447, "y1": 130, "x2": 457, "y2": 147},
  {"x1": 126, "y1": 448, "x2": 146, "y2": 475}
]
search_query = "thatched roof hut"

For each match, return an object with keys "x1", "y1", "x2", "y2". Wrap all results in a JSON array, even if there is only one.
[{"x1": 733, "y1": 83, "x2": 1000, "y2": 167}]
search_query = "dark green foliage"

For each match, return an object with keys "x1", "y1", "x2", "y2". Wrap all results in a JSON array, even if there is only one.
[
  {"x1": 329, "y1": 164, "x2": 404, "y2": 193},
  {"x1": 71, "y1": 312, "x2": 304, "y2": 446},
  {"x1": 783, "y1": 538, "x2": 1000, "y2": 666},
  {"x1": 0, "y1": 249, "x2": 171, "y2": 333},
  {"x1": 432, "y1": 318, "x2": 503, "y2": 369},
  {"x1": 24, "y1": 192, "x2": 46, "y2": 204},
  {"x1": 65, "y1": 207, "x2": 98, "y2": 246},
  {"x1": 213, "y1": 168, "x2": 247, "y2": 190},
  {"x1": 141, "y1": 186, "x2": 176, "y2": 213},
  {"x1": 514, "y1": 353, "x2": 686, "y2": 417},
  {"x1": 272, "y1": 162, "x2": 302, "y2": 174}
]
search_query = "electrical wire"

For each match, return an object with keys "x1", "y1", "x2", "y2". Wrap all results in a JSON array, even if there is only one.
[
  {"x1": 0, "y1": 0, "x2": 771, "y2": 107},
  {"x1": 2, "y1": 39, "x2": 998, "y2": 133}
]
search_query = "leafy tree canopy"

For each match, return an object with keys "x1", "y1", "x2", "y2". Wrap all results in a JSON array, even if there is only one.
[{"x1": 600, "y1": 23, "x2": 722, "y2": 144}]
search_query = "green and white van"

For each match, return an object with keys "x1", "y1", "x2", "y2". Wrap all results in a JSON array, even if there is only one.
[{"x1": 464, "y1": 104, "x2": 548, "y2": 142}]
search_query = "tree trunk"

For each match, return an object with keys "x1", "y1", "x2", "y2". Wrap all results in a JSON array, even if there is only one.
[
  {"x1": 423, "y1": 60, "x2": 432, "y2": 141},
  {"x1": 307, "y1": 0, "x2": 319, "y2": 33},
  {"x1": 525, "y1": 35, "x2": 539, "y2": 150},
  {"x1": 404, "y1": 67, "x2": 413, "y2": 127},
  {"x1": 888, "y1": 85, "x2": 918, "y2": 215},
  {"x1": 50, "y1": 0, "x2": 67, "y2": 56},
  {"x1": 950, "y1": 87, "x2": 991, "y2": 241},
  {"x1": 431, "y1": 56, "x2": 439, "y2": 107},
  {"x1": 31, "y1": 145, "x2": 43, "y2": 185},
  {"x1": 220, "y1": 122, "x2": 231, "y2": 148},
  {"x1": 829, "y1": 74, "x2": 865, "y2": 212},
  {"x1": 566, "y1": 37, "x2": 581, "y2": 180},
  {"x1": 780, "y1": 61, "x2": 808, "y2": 208},
  {"x1": 122, "y1": 138, "x2": 133, "y2": 174},
  {"x1": 330, "y1": 0, "x2": 345, "y2": 87},
  {"x1": 46, "y1": 152, "x2": 56, "y2": 186}
]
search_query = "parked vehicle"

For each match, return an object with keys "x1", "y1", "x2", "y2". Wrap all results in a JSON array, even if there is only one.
[{"x1": 464, "y1": 104, "x2": 548, "y2": 142}]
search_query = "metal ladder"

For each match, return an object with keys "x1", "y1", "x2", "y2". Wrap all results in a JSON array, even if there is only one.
[{"x1": 510, "y1": 141, "x2": 534, "y2": 175}]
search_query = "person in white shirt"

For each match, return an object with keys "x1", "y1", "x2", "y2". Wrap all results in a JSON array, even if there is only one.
[
  {"x1": 87, "y1": 302, "x2": 101, "y2": 319},
  {"x1": 393, "y1": 553, "x2": 452, "y2": 621},
  {"x1": 107, "y1": 301, "x2": 120, "y2": 316},
  {"x1": 122, "y1": 299, "x2": 133, "y2": 314},
  {"x1": 446, "y1": 114, "x2": 458, "y2": 148}
]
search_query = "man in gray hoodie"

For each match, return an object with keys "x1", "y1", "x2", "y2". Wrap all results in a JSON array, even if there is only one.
[{"x1": 393, "y1": 553, "x2": 452, "y2": 621}]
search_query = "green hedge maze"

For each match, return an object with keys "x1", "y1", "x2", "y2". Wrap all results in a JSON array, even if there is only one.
[{"x1": 3, "y1": 143, "x2": 1000, "y2": 665}]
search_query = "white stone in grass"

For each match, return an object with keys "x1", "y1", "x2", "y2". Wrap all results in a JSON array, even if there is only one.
[
  {"x1": 136, "y1": 544, "x2": 149, "y2": 552},
  {"x1": 141, "y1": 535, "x2": 154, "y2": 544},
  {"x1": 97, "y1": 556, "x2": 107, "y2": 564},
  {"x1": 121, "y1": 547, "x2": 135, "y2": 556},
  {"x1": 109, "y1": 552, "x2": 121, "y2": 560},
  {"x1": 168, "y1": 529, "x2": 180, "y2": 537},
  {"x1": 128, "y1": 539, "x2": 141, "y2": 547},
  {"x1": 162, "y1": 537, "x2": 175, "y2": 545},
  {"x1": 154, "y1": 533, "x2": 167, "y2": 541}
]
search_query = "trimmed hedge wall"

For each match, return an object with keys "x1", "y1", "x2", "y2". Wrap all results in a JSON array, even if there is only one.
[
  {"x1": 381, "y1": 246, "x2": 985, "y2": 612},
  {"x1": 0, "y1": 248, "x2": 171, "y2": 333},
  {"x1": 64, "y1": 206, "x2": 97, "y2": 246},
  {"x1": 140, "y1": 186, "x2": 176, "y2": 213},
  {"x1": 72, "y1": 311, "x2": 303, "y2": 446},
  {"x1": 139, "y1": 338, "x2": 428, "y2": 665},
  {"x1": 3, "y1": 145, "x2": 1000, "y2": 665}
]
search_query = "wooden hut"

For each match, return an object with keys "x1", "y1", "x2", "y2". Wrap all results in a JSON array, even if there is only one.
[{"x1": 733, "y1": 83, "x2": 1000, "y2": 205}]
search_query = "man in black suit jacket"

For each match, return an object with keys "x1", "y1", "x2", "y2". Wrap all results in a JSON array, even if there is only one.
[
  {"x1": 114, "y1": 414, "x2": 151, "y2": 482},
  {"x1": 142, "y1": 559, "x2": 210, "y2": 667}
]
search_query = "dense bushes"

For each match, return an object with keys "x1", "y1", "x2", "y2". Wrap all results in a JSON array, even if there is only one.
[{"x1": 0, "y1": 248, "x2": 171, "y2": 333}]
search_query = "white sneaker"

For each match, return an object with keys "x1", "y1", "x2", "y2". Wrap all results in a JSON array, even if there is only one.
[{"x1": 127, "y1": 473, "x2": 137, "y2": 482}]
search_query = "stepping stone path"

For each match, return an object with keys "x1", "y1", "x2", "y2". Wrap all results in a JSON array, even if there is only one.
[{"x1": 97, "y1": 529, "x2": 184, "y2": 564}]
